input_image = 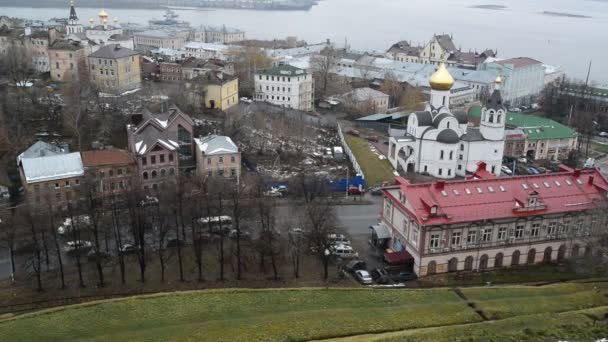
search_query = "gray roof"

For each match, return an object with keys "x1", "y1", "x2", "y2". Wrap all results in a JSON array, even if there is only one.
[
  {"x1": 257, "y1": 64, "x2": 307, "y2": 77},
  {"x1": 436, "y1": 129, "x2": 460, "y2": 144},
  {"x1": 21, "y1": 152, "x2": 84, "y2": 184},
  {"x1": 49, "y1": 39, "x2": 85, "y2": 51},
  {"x1": 435, "y1": 34, "x2": 456, "y2": 52},
  {"x1": 89, "y1": 44, "x2": 139, "y2": 59},
  {"x1": 129, "y1": 106, "x2": 194, "y2": 155},
  {"x1": 343, "y1": 87, "x2": 388, "y2": 101},
  {"x1": 486, "y1": 89, "x2": 505, "y2": 111},
  {"x1": 413, "y1": 111, "x2": 433, "y2": 126},
  {"x1": 135, "y1": 29, "x2": 181, "y2": 38},
  {"x1": 432, "y1": 113, "x2": 452, "y2": 128},
  {"x1": 194, "y1": 135, "x2": 238, "y2": 156},
  {"x1": 17, "y1": 141, "x2": 66, "y2": 164},
  {"x1": 460, "y1": 128, "x2": 485, "y2": 142}
]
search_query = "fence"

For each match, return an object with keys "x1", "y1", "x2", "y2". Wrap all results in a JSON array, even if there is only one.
[{"x1": 337, "y1": 122, "x2": 365, "y2": 181}]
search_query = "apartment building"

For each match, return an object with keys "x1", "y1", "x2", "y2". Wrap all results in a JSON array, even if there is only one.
[{"x1": 254, "y1": 64, "x2": 314, "y2": 112}]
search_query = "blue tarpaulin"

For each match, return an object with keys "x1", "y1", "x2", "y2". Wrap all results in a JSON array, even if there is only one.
[{"x1": 326, "y1": 175, "x2": 365, "y2": 191}]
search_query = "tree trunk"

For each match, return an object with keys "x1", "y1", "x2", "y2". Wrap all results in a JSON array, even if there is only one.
[
  {"x1": 41, "y1": 230, "x2": 50, "y2": 271},
  {"x1": 175, "y1": 212, "x2": 185, "y2": 282},
  {"x1": 323, "y1": 256, "x2": 329, "y2": 280}
]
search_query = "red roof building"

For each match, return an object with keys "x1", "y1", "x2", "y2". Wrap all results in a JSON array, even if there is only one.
[
  {"x1": 380, "y1": 164, "x2": 608, "y2": 277},
  {"x1": 80, "y1": 149, "x2": 135, "y2": 201}
]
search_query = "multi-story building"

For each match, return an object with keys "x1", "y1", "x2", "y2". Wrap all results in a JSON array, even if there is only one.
[
  {"x1": 388, "y1": 65, "x2": 505, "y2": 179},
  {"x1": 378, "y1": 165, "x2": 608, "y2": 277},
  {"x1": 27, "y1": 30, "x2": 53, "y2": 73},
  {"x1": 468, "y1": 106, "x2": 578, "y2": 161},
  {"x1": 80, "y1": 149, "x2": 136, "y2": 202},
  {"x1": 182, "y1": 42, "x2": 230, "y2": 60},
  {"x1": 194, "y1": 135, "x2": 240, "y2": 184},
  {"x1": 126, "y1": 106, "x2": 194, "y2": 191},
  {"x1": 340, "y1": 87, "x2": 390, "y2": 114},
  {"x1": 482, "y1": 57, "x2": 545, "y2": 106},
  {"x1": 48, "y1": 39, "x2": 90, "y2": 82},
  {"x1": 134, "y1": 30, "x2": 186, "y2": 53},
  {"x1": 503, "y1": 129, "x2": 527, "y2": 158},
  {"x1": 194, "y1": 25, "x2": 245, "y2": 44},
  {"x1": 0, "y1": 26, "x2": 25, "y2": 58},
  {"x1": 159, "y1": 60, "x2": 183, "y2": 81},
  {"x1": 386, "y1": 34, "x2": 496, "y2": 69},
  {"x1": 185, "y1": 71, "x2": 239, "y2": 111},
  {"x1": 88, "y1": 44, "x2": 141, "y2": 94},
  {"x1": 181, "y1": 58, "x2": 235, "y2": 80},
  {"x1": 17, "y1": 142, "x2": 83, "y2": 210},
  {"x1": 254, "y1": 64, "x2": 314, "y2": 112}
]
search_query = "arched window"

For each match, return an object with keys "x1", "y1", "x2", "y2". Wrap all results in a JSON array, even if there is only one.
[
  {"x1": 151, "y1": 170, "x2": 157, "y2": 178},
  {"x1": 161, "y1": 169, "x2": 166, "y2": 177},
  {"x1": 448, "y1": 258, "x2": 458, "y2": 272},
  {"x1": 479, "y1": 254, "x2": 489, "y2": 270},
  {"x1": 489, "y1": 114, "x2": 494, "y2": 123},
  {"x1": 543, "y1": 247, "x2": 552, "y2": 263},
  {"x1": 449, "y1": 151, "x2": 454, "y2": 160},
  {"x1": 447, "y1": 122, "x2": 450, "y2": 129},
  {"x1": 557, "y1": 245, "x2": 566, "y2": 262},
  {"x1": 511, "y1": 250, "x2": 521, "y2": 265},
  {"x1": 495, "y1": 253, "x2": 504, "y2": 268},
  {"x1": 464, "y1": 256, "x2": 474, "y2": 271},
  {"x1": 527, "y1": 249, "x2": 536, "y2": 264},
  {"x1": 143, "y1": 172, "x2": 148, "y2": 180},
  {"x1": 497, "y1": 114, "x2": 502, "y2": 123}
]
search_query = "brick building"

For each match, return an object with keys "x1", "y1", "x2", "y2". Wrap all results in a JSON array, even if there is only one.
[{"x1": 80, "y1": 149, "x2": 136, "y2": 202}]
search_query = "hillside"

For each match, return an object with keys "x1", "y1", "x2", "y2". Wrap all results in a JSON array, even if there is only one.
[{"x1": 1, "y1": 282, "x2": 608, "y2": 341}]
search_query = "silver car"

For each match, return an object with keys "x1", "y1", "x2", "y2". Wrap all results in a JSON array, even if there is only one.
[{"x1": 355, "y1": 270, "x2": 373, "y2": 285}]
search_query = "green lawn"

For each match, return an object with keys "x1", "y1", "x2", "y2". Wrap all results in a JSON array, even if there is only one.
[
  {"x1": 344, "y1": 135, "x2": 395, "y2": 187},
  {"x1": 0, "y1": 288, "x2": 479, "y2": 342},
  {"x1": 591, "y1": 141, "x2": 608, "y2": 154},
  {"x1": 2, "y1": 284, "x2": 608, "y2": 341},
  {"x1": 461, "y1": 282, "x2": 608, "y2": 320},
  {"x1": 344, "y1": 307, "x2": 608, "y2": 342}
]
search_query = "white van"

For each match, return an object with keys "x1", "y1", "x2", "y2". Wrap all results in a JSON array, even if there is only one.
[
  {"x1": 584, "y1": 158, "x2": 596, "y2": 168},
  {"x1": 331, "y1": 244, "x2": 359, "y2": 259}
]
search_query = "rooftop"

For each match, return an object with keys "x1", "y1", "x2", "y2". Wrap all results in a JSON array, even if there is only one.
[
  {"x1": 194, "y1": 135, "x2": 238, "y2": 156},
  {"x1": 89, "y1": 44, "x2": 139, "y2": 59},
  {"x1": 468, "y1": 106, "x2": 576, "y2": 140},
  {"x1": 17, "y1": 141, "x2": 66, "y2": 164},
  {"x1": 495, "y1": 57, "x2": 543, "y2": 68},
  {"x1": 81, "y1": 150, "x2": 134, "y2": 167},
  {"x1": 135, "y1": 29, "x2": 182, "y2": 38},
  {"x1": 257, "y1": 64, "x2": 307, "y2": 77},
  {"x1": 387, "y1": 167, "x2": 608, "y2": 226},
  {"x1": 342, "y1": 87, "x2": 388, "y2": 101},
  {"x1": 21, "y1": 152, "x2": 84, "y2": 184}
]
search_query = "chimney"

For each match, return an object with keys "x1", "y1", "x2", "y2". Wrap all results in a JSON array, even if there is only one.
[
  {"x1": 573, "y1": 169, "x2": 581, "y2": 178},
  {"x1": 114, "y1": 44, "x2": 121, "y2": 50},
  {"x1": 435, "y1": 181, "x2": 445, "y2": 190},
  {"x1": 588, "y1": 175, "x2": 594, "y2": 185}
]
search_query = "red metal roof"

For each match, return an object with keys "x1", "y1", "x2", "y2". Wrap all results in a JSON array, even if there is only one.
[
  {"x1": 384, "y1": 250, "x2": 414, "y2": 265},
  {"x1": 81, "y1": 150, "x2": 134, "y2": 167},
  {"x1": 385, "y1": 168, "x2": 608, "y2": 226}
]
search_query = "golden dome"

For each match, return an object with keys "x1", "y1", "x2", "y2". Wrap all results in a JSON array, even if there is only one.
[
  {"x1": 99, "y1": 9, "x2": 108, "y2": 18},
  {"x1": 429, "y1": 63, "x2": 454, "y2": 91},
  {"x1": 495, "y1": 76, "x2": 502, "y2": 84}
]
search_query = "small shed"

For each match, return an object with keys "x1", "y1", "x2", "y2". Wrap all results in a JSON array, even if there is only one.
[{"x1": 333, "y1": 146, "x2": 344, "y2": 159}]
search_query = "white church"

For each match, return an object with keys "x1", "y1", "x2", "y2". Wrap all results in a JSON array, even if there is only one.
[
  {"x1": 64, "y1": 1, "x2": 133, "y2": 50},
  {"x1": 387, "y1": 64, "x2": 506, "y2": 179}
]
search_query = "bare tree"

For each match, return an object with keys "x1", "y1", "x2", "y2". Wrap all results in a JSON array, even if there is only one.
[
  {"x1": 64, "y1": 202, "x2": 87, "y2": 288},
  {"x1": 293, "y1": 172, "x2": 338, "y2": 279},
  {"x1": 252, "y1": 178, "x2": 281, "y2": 280},
  {"x1": 108, "y1": 192, "x2": 127, "y2": 285},
  {"x1": 226, "y1": 182, "x2": 248, "y2": 280},
  {"x1": 0, "y1": 208, "x2": 18, "y2": 282},
  {"x1": 84, "y1": 186, "x2": 106, "y2": 287},
  {"x1": 311, "y1": 47, "x2": 337, "y2": 100},
  {"x1": 22, "y1": 207, "x2": 44, "y2": 292},
  {"x1": 126, "y1": 187, "x2": 148, "y2": 283}
]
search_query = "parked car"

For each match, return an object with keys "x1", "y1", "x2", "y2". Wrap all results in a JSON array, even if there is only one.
[
  {"x1": 311, "y1": 111, "x2": 321, "y2": 117},
  {"x1": 391, "y1": 271, "x2": 418, "y2": 282},
  {"x1": 527, "y1": 166, "x2": 540, "y2": 175},
  {"x1": 584, "y1": 158, "x2": 596, "y2": 168},
  {"x1": 57, "y1": 215, "x2": 91, "y2": 235},
  {"x1": 63, "y1": 240, "x2": 92, "y2": 253},
  {"x1": 344, "y1": 259, "x2": 367, "y2": 273},
  {"x1": 119, "y1": 244, "x2": 139, "y2": 255},
  {"x1": 328, "y1": 233, "x2": 351, "y2": 245},
  {"x1": 166, "y1": 239, "x2": 185, "y2": 248},
  {"x1": 500, "y1": 165, "x2": 512, "y2": 175},
  {"x1": 366, "y1": 135, "x2": 379, "y2": 143},
  {"x1": 348, "y1": 186, "x2": 362, "y2": 195},
  {"x1": 517, "y1": 157, "x2": 528, "y2": 164},
  {"x1": 347, "y1": 129, "x2": 360, "y2": 137},
  {"x1": 370, "y1": 268, "x2": 391, "y2": 285},
  {"x1": 383, "y1": 140, "x2": 389, "y2": 145},
  {"x1": 331, "y1": 244, "x2": 358, "y2": 259},
  {"x1": 240, "y1": 97, "x2": 252, "y2": 103},
  {"x1": 536, "y1": 166, "x2": 547, "y2": 173},
  {"x1": 229, "y1": 229, "x2": 251, "y2": 240},
  {"x1": 370, "y1": 187, "x2": 383, "y2": 196},
  {"x1": 354, "y1": 270, "x2": 373, "y2": 285},
  {"x1": 290, "y1": 227, "x2": 304, "y2": 235},
  {"x1": 264, "y1": 189, "x2": 282, "y2": 197}
]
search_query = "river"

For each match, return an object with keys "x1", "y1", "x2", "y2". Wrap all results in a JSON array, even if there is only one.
[{"x1": 1, "y1": 0, "x2": 607, "y2": 82}]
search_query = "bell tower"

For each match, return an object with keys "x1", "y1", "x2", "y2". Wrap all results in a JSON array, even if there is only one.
[
  {"x1": 66, "y1": 0, "x2": 83, "y2": 34},
  {"x1": 479, "y1": 76, "x2": 506, "y2": 141}
]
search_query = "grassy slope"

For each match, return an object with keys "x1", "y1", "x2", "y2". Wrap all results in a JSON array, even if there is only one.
[
  {"x1": 344, "y1": 135, "x2": 394, "y2": 187},
  {"x1": 0, "y1": 288, "x2": 479, "y2": 342}
]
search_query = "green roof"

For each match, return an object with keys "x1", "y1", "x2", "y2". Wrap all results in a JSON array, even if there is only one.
[
  {"x1": 468, "y1": 106, "x2": 577, "y2": 141},
  {"x1": 257, "y1": 64, "x2": 307, "y2": 77}
]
